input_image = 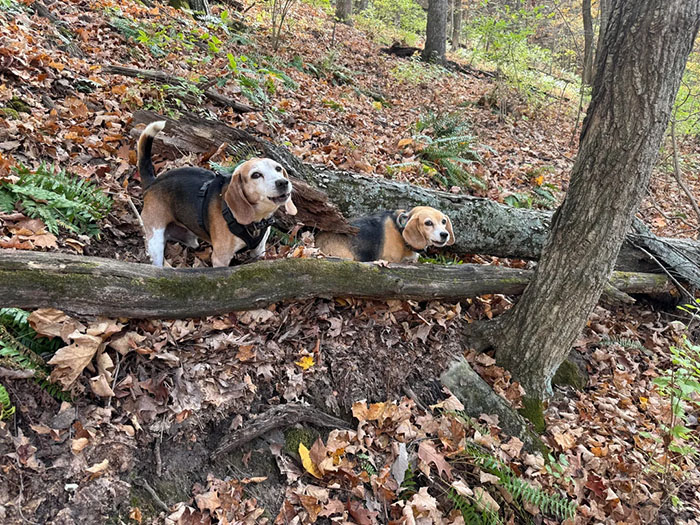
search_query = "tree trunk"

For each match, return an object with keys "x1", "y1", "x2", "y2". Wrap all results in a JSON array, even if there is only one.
[
  {"x1": 335, "y1": 0, "x2": 353, "y2": 25},
  {"x1": 422, "y1": 0, "x2": 448, "y2": 63},
  {"x1": 595, "y1": 0, "x2": 611, "y2": 68},
  {"x1": 130, "y1": 110, "x2": 700, "y2": 287},
  {"x1": 493, "y1": 0, "x2": 700, "y2": 400},
  {"x1": 581, "y1": 0, "x2": 594, "y2": 85},
  {"x1": 451, "y1": 0, "x2": 462, "y2": 50},
  {"x1": 0, "y1": 251, "x2": 671, "y2": 319},
  {"x1": 187, "y1": 0, "x2": 210, "y2": 15}
]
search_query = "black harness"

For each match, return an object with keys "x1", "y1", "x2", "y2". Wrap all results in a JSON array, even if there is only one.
[{"x1": 197, "y1": 174, "x2": 275, "y2": 253}]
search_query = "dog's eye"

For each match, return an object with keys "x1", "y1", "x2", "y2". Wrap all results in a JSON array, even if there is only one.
[
  {"x1": 251, "y1": 172, "x2": 263, "y2": 179},
  {"x1": 442, "y1": 218, "x2": 447, "y2": 225},
  {"x1": 425, "y1": 220, "x2": 433, "y2": 227},
  {"x1": 275, "y1": 165, "x2": 283, "y2": 172}
]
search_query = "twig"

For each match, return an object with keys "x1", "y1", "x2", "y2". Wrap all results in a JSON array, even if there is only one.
[
  {"x1": 126, "y1": 195, "x2": 144, "y2": 231},
  {"x1": 403, "y1": 384, "x2": 429, "y2": 413},
  {"x1": 12, "y1": 458, "x2": 40, "y2": 525},
  {"x1": 136, "y1": 479, "x2": 170, "y2": 512},
  {"x1": 155, "y1": 434, "x2": 162, "y2": 478},
  {"x1": 629, "y1": 241, "x2": 692, "y2": 300},
  {"x1": 670, "y1": 119, "x2": 700, "y2": 223},
  {"x1": 106, "y1": 353, "x2": 121, "y2": 410},
  {"x1": 212, "y1": 403, "x2": 351, "y2": 459}
]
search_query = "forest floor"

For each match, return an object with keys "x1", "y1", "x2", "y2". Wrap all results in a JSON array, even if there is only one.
[{"x1": 0, "y1": 1, "x2": 699, "y2": 524}]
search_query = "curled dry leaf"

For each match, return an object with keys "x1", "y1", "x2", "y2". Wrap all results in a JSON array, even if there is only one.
[
  {"x1": 48, "y1": 334, "x2": 103, "y2": 388},
  {"x1": 28, "y1": 308, "x2": 81, "y2": 343}
]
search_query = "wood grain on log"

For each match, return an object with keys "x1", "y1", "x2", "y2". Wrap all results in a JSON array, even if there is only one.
[{"x1": 0, "y1": 251, "x2": 673, "y2": 319}]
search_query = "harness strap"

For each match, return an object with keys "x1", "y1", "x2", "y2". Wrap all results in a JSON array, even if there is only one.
[{"x1": 197, "y1": 174, "x2": 275, "y2": 253}]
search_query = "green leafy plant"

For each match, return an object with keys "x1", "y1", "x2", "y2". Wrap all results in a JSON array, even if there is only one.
[
  {"x1": 354, "y1": 0, "x2": 424, "y2": 46},
  {"x1": 0, "y1": 308, "x2": 69, "y2": 401},
  {"x1": 0, "y1": 383, "x2": 14, "y2": 420},
  {"x1": 651, "y1": 300, "x2": 700, "y2": 484},
  {"x1": 0, "y1": 164, "x2": 112, "y2": 237},
  {"x1": 390, "y1": 58, "x2": 447, "y2": 86},
  {"x1": 225, "y1": 53, "x2": 295, "y2": 107},
  {"x1": 411, "y1": 111, "x2": 485, "y2": 189},
  {"x1": 447, "y1": 487, "x2": 502, "y2": 525},
  {"x1": 460, "y1": 443, "x2": 577, "y2": 521}
]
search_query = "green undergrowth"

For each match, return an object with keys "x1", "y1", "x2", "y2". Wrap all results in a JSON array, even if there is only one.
[
  {"x1": 0, "y1": 308, "x2": 69, "y2": 402},
  {"x1": 0, "y1": 164, "x2": 112, "y2": 237}
]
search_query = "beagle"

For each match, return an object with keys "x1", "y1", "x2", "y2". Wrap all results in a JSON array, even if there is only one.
[
  {"x1": 137, "y1": 121, "x2": 297, "y2": 267},
  {"x1": 316, "y1": 206, "x2": 454, "y2": 263}
]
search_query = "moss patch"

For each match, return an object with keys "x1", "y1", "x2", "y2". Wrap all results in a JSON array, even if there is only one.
[
  {"x1": 7, "y1": 96, "x2": 30, "y2": 113},
  {"x1": 0, "y1": 107, "x2": 19, "y2": 119},
  {"x1": 519, "y1": 397, "x2": 546, "y2": 434},
  {"x1": 552, "y1": 359, "x2": 586, "y2": 390},
  {"x1": 284, "y1": 426, "x2": 318, "y2": 457}
]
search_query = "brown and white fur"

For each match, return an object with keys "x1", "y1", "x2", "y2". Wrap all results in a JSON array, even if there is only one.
[
  {"x1": 137, "y1": 121, "x2": 297, "y2": 267},
  {"x1": 316, "y1": 206, "x2": 454, "y2": 263}
]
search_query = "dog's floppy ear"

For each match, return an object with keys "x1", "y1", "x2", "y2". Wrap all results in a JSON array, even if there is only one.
[
  {"x1": 224, "y1": 168, "x2": 256, "y2": 225},
  {"x1": 396, "y1": 210, "x2": 410, "y2": 229},
  {"x1": 284, "y1": 195, "x2": 297, "y2": 215},
  {"x1": 402, "y1": 213, "x2": 427, "y2": 250},
  {"x1": 445, "y1": 215, "x2": 455, "y2": 245}
]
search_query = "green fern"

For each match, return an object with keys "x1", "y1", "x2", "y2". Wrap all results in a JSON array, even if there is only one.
[
  {"x1": 447, "y1": 488, "x2": 502, "y2": 525},
  {"x1": 0, "y1": 308, "x2": 70, "y2": 401},
  {"x1": 0, "y1": 383, "x2": 14, "y2": 420},
  {"x1": 463, "y1": 443, "x2": 577, "y2": 521},
  {"x1": 0, "y1": 164, "x2": 112, "y2": 238}
]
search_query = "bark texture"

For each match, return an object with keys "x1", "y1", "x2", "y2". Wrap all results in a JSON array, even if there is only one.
[
  {"x1": 494, "y1": 0, "x2": 700, "y2": 400},
  {"x1": 422, "y1": 0, "x2": 448, "y2": 63},
  {"x1": 335, "y1": 0, "x2": 353, "y2": 25},
  {"x1": 0, "y1": 251, "x2": 669, "y2": 319},
  {"x1": 581, "y1": 0, "x2": 594, "y2": 85},
  {"x1": 130, "y1": 110, "x2": 700, "y2": 286}
]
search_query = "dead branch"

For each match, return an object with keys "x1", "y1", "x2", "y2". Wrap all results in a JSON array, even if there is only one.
[
  {"x1": 0, "y1": 250, "x2": 675, "y2": 319},
  {"x1": 212, "y1": 403, "x2": 351, "y2": 459},
  {"x1": 103, "y1": 64, "x2": 258, "y2": 113}
]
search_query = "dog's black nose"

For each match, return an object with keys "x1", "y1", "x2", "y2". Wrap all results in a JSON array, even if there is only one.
[
  {"x1": 276, "y1": 179, "x2": 290, "y2": 190},
  {"x1": 440, "y1": 231, "x2": 449, "y2": 240}
]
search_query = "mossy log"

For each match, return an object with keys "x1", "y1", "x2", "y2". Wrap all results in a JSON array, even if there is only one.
[
  {"x1": 0, "y1": 250, "x2": 675, "y2": 319},
  {"x1": 130, "y1": 111, "x2": 700, "y2": 291}
]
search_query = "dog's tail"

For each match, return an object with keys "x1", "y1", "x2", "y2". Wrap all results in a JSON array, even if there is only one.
[{"x1": 137, "y1": 121, "x2": 166, "y2": 189}]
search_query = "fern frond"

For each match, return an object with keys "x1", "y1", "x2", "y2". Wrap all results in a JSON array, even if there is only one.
[
  {"x1": 0, "y1": 309, "x2": 70, "y2": 401},
  {"x1": 0, "y1": 383, "x2": 14, "y2": 420},
  {"x1": 4, "y1": 164, "x2": 112, "y2": 238}
]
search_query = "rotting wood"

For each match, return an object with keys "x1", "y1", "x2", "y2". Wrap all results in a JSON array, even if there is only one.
[
  {"x1": 0, "y1": 251, "x2": 675, "y2": 319},
  {"x1": 212, "y1": 403, "x2": 351, "y2": 460},
  {"x1": 130, "y1": 111, "x2": 700, "y2": 288},
  {"x1": 103, "y1": 64, "x2": 258, "y2": 113}
]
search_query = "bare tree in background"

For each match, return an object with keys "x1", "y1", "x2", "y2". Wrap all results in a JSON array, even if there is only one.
[
  {"x1": 452, "y1": 0, "x2": 462, "y2": 50},
  {"x1": 422, "y1": 0, "x2": 448, "y2": 63},
  {"x1": 581, "y1": 0, "x2": 594, "y2": 84},
  {"x1": 336, "y1": 0, "x2": 353, "y2": 25},
  {"x1": 270, "y1": 0, "x2": 297, "y2": 51}
]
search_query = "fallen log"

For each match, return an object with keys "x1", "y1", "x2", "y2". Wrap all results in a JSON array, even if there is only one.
[
  {"x1": 0, "y1": 251, "x2": 674, "y2": 319},
  {"x1": 104, "y1": 65, "x2": 258, "y2": 113},
  {"x1": 130, "y1": 111, "x2": 700, "y2": 291}
]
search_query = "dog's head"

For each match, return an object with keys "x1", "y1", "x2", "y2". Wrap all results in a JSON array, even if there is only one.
[
  {"x1": 397, "y1": 206, "x2": 455, "y2": 250},
  {"x1": 224, "y1": 158, "x2": 297, "y2": 225}
]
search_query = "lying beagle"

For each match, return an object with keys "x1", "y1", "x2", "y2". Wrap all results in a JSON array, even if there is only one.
[
  {"x1": 137, "y1": 121, "x2": 297, "y2": 267},
  {"x1": 316, "y1": 206, "x2": 454, "y2": 262}
]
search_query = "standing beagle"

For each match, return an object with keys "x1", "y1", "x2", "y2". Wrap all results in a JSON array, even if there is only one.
[
  {"x1": 137, "y1": 121, "x2": 297, "y2": 267},
  {"x1": 316, "y1": 206, "x2": 454, "y2": 263}
]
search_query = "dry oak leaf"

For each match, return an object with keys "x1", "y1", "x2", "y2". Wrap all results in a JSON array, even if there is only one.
[
  {"x1": 48, "y1": 333, "x2": 103, "y2": 388},
  {"x1": 85, "y1": 458, "x2": 109, "y2": 478},
  {"x1": 71, "y1": 437, "x2": 90, "y2": 455},
  {"x1": 195, "y1": 490, "x2": 221, "y2": 513},
  {"x1": 28, "y1": 308, "x2": 82, "y2": 343},
  {"x1": 89, "y1": 373, "x2": 115, "y2": 397},
  {"x1": 418, "y1": 441, "x2": 452, "y2": 480},
  {"x1": 473, "y1": 487, "x2": 500, "y2": 514}
]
